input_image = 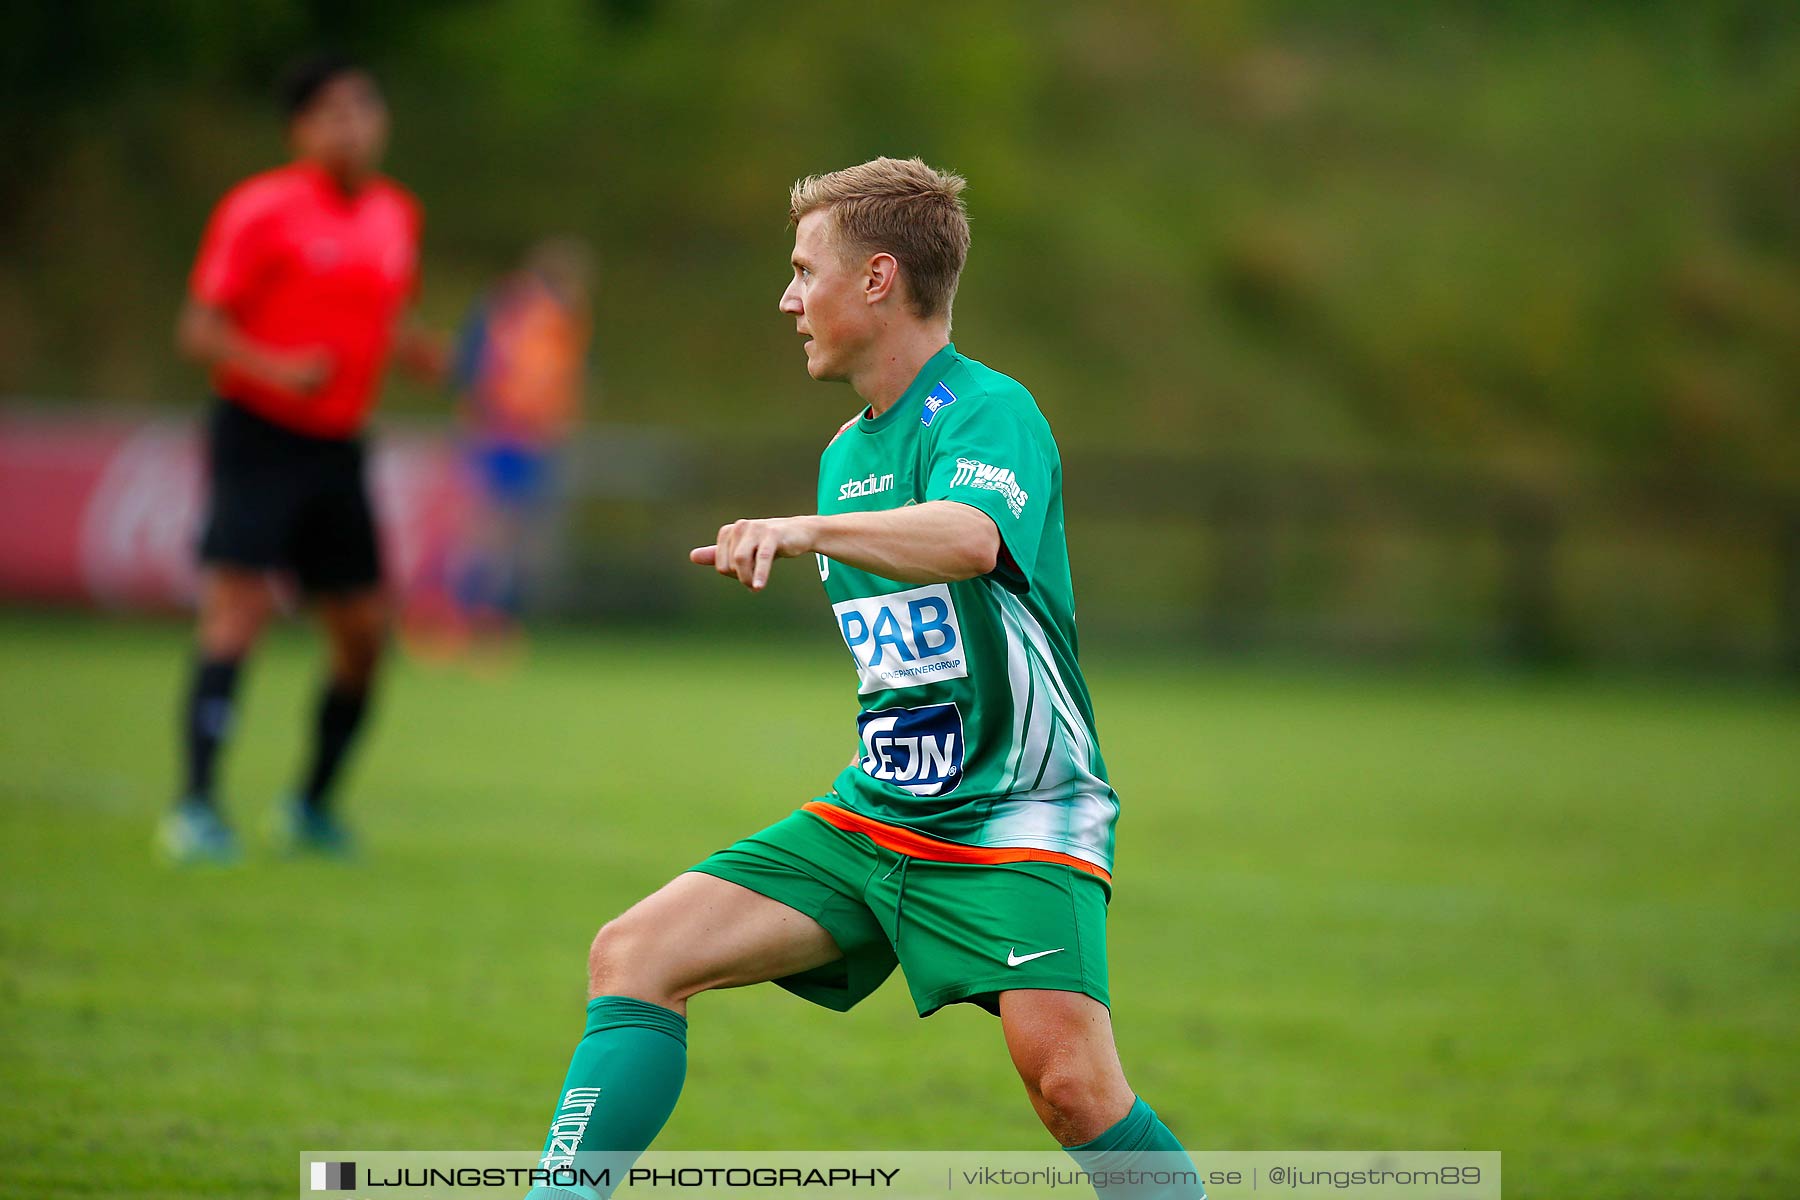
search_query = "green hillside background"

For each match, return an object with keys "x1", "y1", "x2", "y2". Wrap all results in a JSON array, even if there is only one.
[{"x1": 4, "y1": 1, "x2": 1797, "y2": 666}]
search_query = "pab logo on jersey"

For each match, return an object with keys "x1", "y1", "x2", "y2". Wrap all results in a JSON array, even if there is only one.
[
  {"x1": 858, "y1": 703, "x2": 964, "y2": 797},
  {"x1": 951, "y1": 457, "x2": 1030, "y2": 518},
  {"x1": 833, "y1": 583, "x2": 967, "y2": 693},
  {"x1": 920, "y1": 382, "x2": 958, "y2": 427}
]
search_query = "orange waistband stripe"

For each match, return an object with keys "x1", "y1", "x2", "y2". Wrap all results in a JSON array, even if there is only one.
[{"x1": 800, "y1": 800, "x2": 1113, "y2": 883}]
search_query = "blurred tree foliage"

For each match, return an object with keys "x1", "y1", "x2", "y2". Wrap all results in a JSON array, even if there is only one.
[{"x1": 3, "y1": 0, "x2": 1796, "y2": 485}]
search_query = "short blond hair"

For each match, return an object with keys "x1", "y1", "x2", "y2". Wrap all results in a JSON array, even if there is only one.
[{"x1": 789, "y1": 157, "x2": 970, "y2": 322}]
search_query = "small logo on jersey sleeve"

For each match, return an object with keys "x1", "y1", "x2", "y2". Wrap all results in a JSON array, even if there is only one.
[
  {"x1": 833, "y1": 583, "x2": 967, "y2": 693},
  {"x1": 950, "y1": 458, "x2": 1030, "y2": 517},
  {"x1": 920, "y1": 382, "x2": 958, "y2": 426},
  {"x1": 858, "y1": 703, "x2": 964, "y2": 796}
]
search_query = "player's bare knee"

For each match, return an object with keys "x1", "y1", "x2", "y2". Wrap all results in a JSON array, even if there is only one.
[
  {"x1": 1029, "y1": 1060, "x2": 1111, "y2": 1138},
  {"x1": 587, "y1": 916, "x2": 676, "y2": 1002},
  {"x1": 1028, "y1": 1059, "x2": 1080, "y2": 1110},
  {"x1": 586, "y1": 919, "x2": 630, "y2": 994}
]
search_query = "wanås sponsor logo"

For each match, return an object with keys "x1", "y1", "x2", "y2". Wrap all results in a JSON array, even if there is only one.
[{"x1": 950, "y1": 458, "x2": 1029, "y2": 518}]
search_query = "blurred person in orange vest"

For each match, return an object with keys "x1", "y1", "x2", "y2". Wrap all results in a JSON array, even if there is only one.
[{"x1": 435, "y1": 238, "x2": 593, "y2": 656}]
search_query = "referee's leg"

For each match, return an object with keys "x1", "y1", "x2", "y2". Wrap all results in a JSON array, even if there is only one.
[
  {"x1": 293, "y1": 586, "x2": 387, "y2": 836},
  {"x1": 290, "y1": 435, "x2": 388, "y2": 843},
  {"x1": 165, "y1": 567, "x2": 274, "y2": 861}
]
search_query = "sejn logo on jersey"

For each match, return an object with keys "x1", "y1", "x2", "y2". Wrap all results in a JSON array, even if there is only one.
[
  {"x1": 833, "y1": 583, "x2": 967, "y2": 694},
  {"x1": 858, "y1": 702, "x2": 965, "y2": 797}
]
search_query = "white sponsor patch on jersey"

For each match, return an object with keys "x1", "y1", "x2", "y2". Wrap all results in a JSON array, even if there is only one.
[
  {"x1": 950, "y1": 457, "x2": 1029, "y2": 517},
  {"x1": 833, "y1": 583, "x2": 968, "y2": 693}
]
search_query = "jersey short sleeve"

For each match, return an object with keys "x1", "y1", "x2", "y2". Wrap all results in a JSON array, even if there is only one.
[
  {"x1": 923, "y1": 393, "x2": 1050, "y2": 592},
  {"x1": 189, "y1": 181, "x2": 278, "y2": 309},
  {"x1": 396, "y1": 186, "x2": 425, "y2": 301}
]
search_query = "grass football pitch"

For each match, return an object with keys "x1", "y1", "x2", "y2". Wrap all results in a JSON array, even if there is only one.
[{"x1": 1, "y1": 611, "x2": 1795, "y2": 1198}]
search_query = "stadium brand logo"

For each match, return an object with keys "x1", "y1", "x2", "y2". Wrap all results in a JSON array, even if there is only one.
[
  {"x1": 950, "y1": 458, "x2": 1029, "y2": 517},
  {"x1": 541, "y1": 1086, "x2": 604, "y2": 1172},
  {"x1": 921, "y1": 381, "x2": 958, "y2": 426},
  {"x1": 838, "y1": 472, "x2": 896, "y2": 501},
  {"x1": 833, "y1": 584, "x2": 967, "y2": 694},
  {"x1": 858, "y1": 702, "x2": 965, "y2": 797},
  {"x1": 310, "y1": 1161, "x2": 355, "y2": 1191}
]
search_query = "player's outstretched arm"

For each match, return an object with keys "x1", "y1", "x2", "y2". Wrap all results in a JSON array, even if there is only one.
[{"x1": 689, "y1": 500, "x2": 999, "y2": 591}]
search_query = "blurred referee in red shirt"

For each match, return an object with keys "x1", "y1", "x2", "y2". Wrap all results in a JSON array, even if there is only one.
[{"x1": 163, "y1": 55, "x2": 445, "y2": 862}]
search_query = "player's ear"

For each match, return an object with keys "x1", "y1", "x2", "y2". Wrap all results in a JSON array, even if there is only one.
[{"x1": 865, "y1": 252, "x2": 900, "y2": 306}]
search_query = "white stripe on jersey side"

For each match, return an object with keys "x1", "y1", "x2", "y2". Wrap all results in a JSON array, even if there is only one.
[
  {"x1": 993, "y1": 592, "x2": 1060, "y2": 839},
  {"x1": 1000, "y1": 585, "x2": 1062, "y2": 798},
  {"x1": 990, "y1": 596, "x2": 1071, "y2": 848},
  {"x1": 982, "y1": 587, "x2": 1117, "y2": 870},
  {"x1": 998, "y1": 590, "x2": 1035, "y2": 798},
  {"x1": 996, "y1": 589, "x2": 1119, "y2": 861},
  {"x1": 997, "y1": 589, "x2": 1100, "y2": 768}
]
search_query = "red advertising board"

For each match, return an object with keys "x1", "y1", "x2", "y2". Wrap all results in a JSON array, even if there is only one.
[{"x1": 0, "y1": 410, "x2": 468, "y2": 612}]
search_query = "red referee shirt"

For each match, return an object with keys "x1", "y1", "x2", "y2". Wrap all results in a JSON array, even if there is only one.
[{"x1": 189, "y1": 160, "x2": 421, "y2": 439}]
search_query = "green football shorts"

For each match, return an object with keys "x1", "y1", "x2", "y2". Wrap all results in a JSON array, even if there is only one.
[{"x1": 687, "y1": 808, "x2": 1111, "y2": 1017}]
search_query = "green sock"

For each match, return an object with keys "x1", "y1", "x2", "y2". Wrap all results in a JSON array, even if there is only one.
[
  {"x1": 525, "y1": 995, "x2": 687, "y2": 1200},
  {"x1": 1064, "y1": 1096, "x2": 1206, "y2": 1199}
]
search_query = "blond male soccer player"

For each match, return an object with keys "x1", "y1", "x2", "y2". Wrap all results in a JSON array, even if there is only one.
[{"x1": 524, "y1": 159, "x2": 1202, "y2": 1200}]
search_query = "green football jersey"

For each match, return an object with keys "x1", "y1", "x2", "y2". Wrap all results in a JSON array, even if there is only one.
[{"x1": 815, "y1": 342, "x2": 1118, "y2": 874}]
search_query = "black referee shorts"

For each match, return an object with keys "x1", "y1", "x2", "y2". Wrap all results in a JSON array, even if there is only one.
[{"x1": 197, "y1": 398, "x2": 383, "y2": 595}]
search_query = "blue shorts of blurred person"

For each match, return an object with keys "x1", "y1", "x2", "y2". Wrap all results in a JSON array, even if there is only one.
[
  {"x1": 469, "y1": 438, "x2": 557, "y2": 510},
  {"x1": 437, "y1": 238, "x2": 593, "y2": 649},
  {"x1": 455, "y1": 439, "x2": 559, "y2": 620}
]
